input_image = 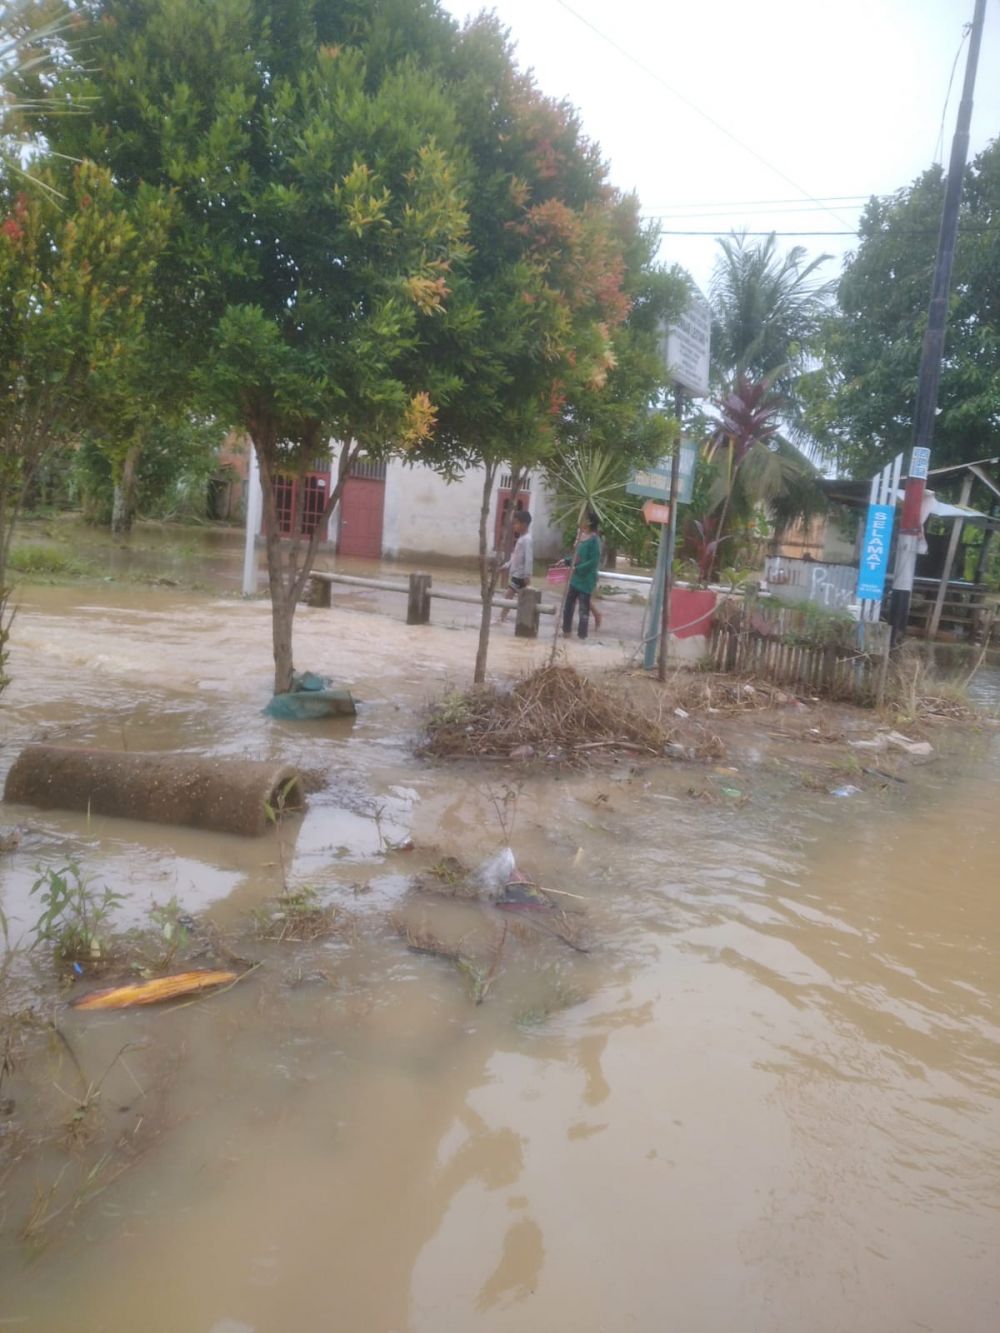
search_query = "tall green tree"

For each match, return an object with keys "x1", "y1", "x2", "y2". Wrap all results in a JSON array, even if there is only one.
[
  {"x1": 43, "y1": 0, "x2": 660, "y2": 691},
  {"x1": 545, "y1": 259, "x2": 690, "y2": 556},
  {"x1": 404, "y1": 16, "x2": 647, "y2": 683},
  {"x1": 805, "y1": 140, "x2": 1000, "y2": 478},
  {"x1": 0, "y1": 161, "x2": 170, "y2": 687},
  {"x1": 73, "y1": 415, "x2": 226, "y2": 525},
  {"x1": 48, "y1": 0, "x2": 472, "y2": 693}
]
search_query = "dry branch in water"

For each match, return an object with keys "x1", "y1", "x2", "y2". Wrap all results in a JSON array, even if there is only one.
[{"x1": 390, "y1": 914, "x2": 464, "y2": 961}]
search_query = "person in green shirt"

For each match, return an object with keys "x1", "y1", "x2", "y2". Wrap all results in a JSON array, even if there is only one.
[{"x1": 562, "y1": 512, "x2": 601, "y2": 640}]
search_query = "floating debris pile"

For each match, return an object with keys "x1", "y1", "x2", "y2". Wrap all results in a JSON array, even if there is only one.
[{"x1": 421, "y1": 665, "x2": 671, "y2": 762}]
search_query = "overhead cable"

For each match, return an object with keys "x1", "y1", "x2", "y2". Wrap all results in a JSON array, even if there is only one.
[{"x1": 553, "y1": 0, "x2": 855, "y2": 229}]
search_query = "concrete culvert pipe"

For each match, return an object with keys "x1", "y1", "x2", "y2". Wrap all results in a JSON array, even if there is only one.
[{"x1": 3, "y1": 746, "x2": 304, "y2": 837}]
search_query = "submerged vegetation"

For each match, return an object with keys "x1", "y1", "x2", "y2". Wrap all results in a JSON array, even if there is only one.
[{"x1": 6, "y1": 544, "x2": 88, "y2": 577}]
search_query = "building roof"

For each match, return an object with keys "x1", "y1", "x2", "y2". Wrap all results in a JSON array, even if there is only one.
[{"x1": 820, "y1": 472, "x2": 1000, "y2": 528}]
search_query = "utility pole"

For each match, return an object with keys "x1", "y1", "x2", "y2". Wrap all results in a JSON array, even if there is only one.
[{"x1": 888, "y1": 0, "x2": 987, "y2": 648}]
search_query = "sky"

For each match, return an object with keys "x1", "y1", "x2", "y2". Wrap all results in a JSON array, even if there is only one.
[{"x1": 441, "y1": 0, "x2": 1000, "y2": 295}]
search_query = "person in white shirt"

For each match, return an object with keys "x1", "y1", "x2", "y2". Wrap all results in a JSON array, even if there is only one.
[{"x1": 498, "y1": 509, "x2": 533, "y2": 623}]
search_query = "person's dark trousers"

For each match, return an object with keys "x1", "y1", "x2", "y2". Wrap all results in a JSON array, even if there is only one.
[{"x1": 562, "y1": 586, "x2": 591, "y2": 639}]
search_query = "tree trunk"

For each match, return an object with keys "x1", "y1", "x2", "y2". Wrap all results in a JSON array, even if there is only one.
[
  {"x1": 254, "y1": 442, "x2": 295, "y2": 695},
  {"x1": 473, "y1": 463, "x2": 499, "y2": 685},
  {"x1": 269, "y1": 575, "x2": 295, "y2": 695},
  {"x1": 111, "y1": 443, "x2": 140, "y2": 537},
  {"x1": 474, "y1": 463, "x2": 531, "y2": 684},
  {"x1": 251, "y1": 422, "x2": 359, "y2": 697}
]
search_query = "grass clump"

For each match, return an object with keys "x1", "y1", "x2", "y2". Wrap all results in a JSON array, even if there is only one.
[
  {"x1": 883, "y1": 644, "x2": 985, "y2": 722},
  {"x1": 7, "y1": 544, "x2": 87, "y2": 577},
  {"x1": 251, "y1": 887, "x2": 351, "y2": 943}
]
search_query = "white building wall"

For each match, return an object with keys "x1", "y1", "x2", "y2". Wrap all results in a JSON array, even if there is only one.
[
  {"x1": 322, "y1": 442, "x2": 563, "y2": 565},
  {"x1": 526, "y1": 480, "x2": 563, "y2": 563},
  {"x1": 385, "y1": 462, "x2": 563, "y2": 563},
  {"x1": 247, "y1": 442, "x2": 565, "y2": 568}
]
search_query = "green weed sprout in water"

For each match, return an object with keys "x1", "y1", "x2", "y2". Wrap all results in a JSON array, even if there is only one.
[
  {"x1": 29, "y1": 863, "x2": 125, "y2": 964},
  {"x1": 263, "y1": 775, "x2": 303, "y2": 896},
  {"x1": 144, "y1": 895, "x2": 190, "y2": 969}
]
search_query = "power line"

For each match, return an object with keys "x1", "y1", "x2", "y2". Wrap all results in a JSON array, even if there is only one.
[
  {"x1": 641, "y1": 203, "x2": 870, "y2": 219},
  {"x1": 653, "y1": 225, "x2": 993, "y2": 237},
  {"x1": 640, "y1": 195, "x2": 875, "y2": 209},
  {"x1": 654, "y1": 228, "x2": 859, "y2": 237},
  {"x1": 934, "y1": 23, "x2": 972, "y2": 164},
  {"x1": 552, "y1": 0, "x2": 855, "y2": 230}
]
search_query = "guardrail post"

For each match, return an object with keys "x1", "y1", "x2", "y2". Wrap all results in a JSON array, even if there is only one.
[
  {"x1": 407, "y1": 572, "x2": 432, "y2": 625},
  {"x1": 306, "y1": 574, "x2": 331, "y2": 608},
  {"x1": 515, "y1": 587, "x2": 541, "y2": 638}
]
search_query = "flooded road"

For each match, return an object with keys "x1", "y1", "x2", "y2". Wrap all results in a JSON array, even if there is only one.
[{"x1": 1, "y1": 579, "x2": 999, "y2": 1332}]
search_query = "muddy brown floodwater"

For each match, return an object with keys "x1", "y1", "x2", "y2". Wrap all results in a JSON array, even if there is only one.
[{"x1": 1, "y1": 580, "x2": 999, "y2": 1333}]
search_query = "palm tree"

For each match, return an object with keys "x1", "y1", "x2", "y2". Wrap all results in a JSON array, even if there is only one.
[
  {"x1": 1, "y1": 0, "x2": 80, "y2": 195},
  {"x1": 694, "y1": 372, "x2": 823, "y2": 580},
  {"x1": 710, "y1": 231, "x2": 835, "y2": 393},
  {"x1": 694, "y1": 231, "x2": 836, "y2": 580}
]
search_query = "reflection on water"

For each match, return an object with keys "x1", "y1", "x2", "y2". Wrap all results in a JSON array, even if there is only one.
[{"x1": 1, "y1": 585, "x2": 999, "y2": 1332}]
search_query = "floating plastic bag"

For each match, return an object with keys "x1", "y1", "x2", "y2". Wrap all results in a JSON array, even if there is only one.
[{"x1": 474, "y1": 847, "x2": 519, "y2": 898}]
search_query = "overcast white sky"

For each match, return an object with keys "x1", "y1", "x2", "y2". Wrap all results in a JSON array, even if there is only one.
[{"x1": 442, "y1": 0, "x2": 1000, "y2": 294}]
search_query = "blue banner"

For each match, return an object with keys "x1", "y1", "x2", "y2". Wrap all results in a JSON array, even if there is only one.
[{"x1": 856, "y1": 503, "x2": 895, "y2": 601}]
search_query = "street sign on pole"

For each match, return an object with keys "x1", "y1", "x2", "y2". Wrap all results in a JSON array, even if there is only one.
[
  {"x1": 627, "y1": 440, "x2": 697, "y2": 505},
  {"x1": 856, "y1": 503, "x2": 895, "y2": 602},
  {"x1": 660, "y1": 291, "x2": 711, "y2": 398},
  {"x1": 626, "y1": 461, "x2": 671, "y2": 501},
  {"x1": 676, "y1": 439, "x2": 697, "y2": 505},
  {"x1": 909, "y1": 446, "x2": 931, "y2": 480},
  {"x1": 642, "y1": 499, "x2": 671, "y2": 525}
]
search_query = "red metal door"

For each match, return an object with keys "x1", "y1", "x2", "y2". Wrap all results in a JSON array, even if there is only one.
[
  {"x1": 494, "y1": 488, "x2": 531, "y2": 555},
  {"x1": 338, "y1": 465, "x2": 385, "y2": 560}
]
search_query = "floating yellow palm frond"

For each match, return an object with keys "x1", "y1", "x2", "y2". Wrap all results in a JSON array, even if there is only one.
[{"x1": 72, "y1": 970, "x2": 237, "y2": 1010}]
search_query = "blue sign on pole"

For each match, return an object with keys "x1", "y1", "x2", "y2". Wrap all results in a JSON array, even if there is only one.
[{"x1": 856, "y1": 503, "x2": 895, "y2": 601}]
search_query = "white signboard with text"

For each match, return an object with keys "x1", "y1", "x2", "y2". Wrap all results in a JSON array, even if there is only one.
[{"x1": 661, "y1": 290, "x2": 711, "y2": 398}]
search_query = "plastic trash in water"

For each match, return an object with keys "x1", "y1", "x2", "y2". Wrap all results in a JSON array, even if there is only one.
[
  {"x1": 292, "y1": 670, "x2": 333, "y2": 693},
  {"x1": 265, "y1": 688, "x2": 356, "y2": 719},
  {"x1": 474, "y1": 847, "x2": 518, "y2": 897},
  {"x1": 495, "y1": 881, "x2": 553, "y2": 912},
  {"x1": 830, "y1": 784, "x2": 861, "y2": 798}
]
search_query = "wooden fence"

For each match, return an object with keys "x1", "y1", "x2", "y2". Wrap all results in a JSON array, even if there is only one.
[
  {"x1": 304, "y1": 569, "x2": 556, "y2": 638},
  {"x1": 708, "y1": 598, "x2": 892, "y2": 705}
]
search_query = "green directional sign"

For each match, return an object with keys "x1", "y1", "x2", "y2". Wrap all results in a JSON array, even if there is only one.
[{"x1": 626, "y1": 440, "x2": 697, "y2": 505}]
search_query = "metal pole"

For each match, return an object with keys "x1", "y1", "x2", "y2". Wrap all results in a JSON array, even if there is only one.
[
  {"x1": 241, "y1": 441, "x2": 262, "y2": 597},
  {"x1": 658, "y1": 386, "x2": 685, "y2": 681},
  {"x1": 927, "y1": 472, "x2": 973, "y2": 637},
  {"x1": 643, "y1": 524, "x2": 668, "y2": 671},
  {"x1": 888, "y1": 0, "x2": 987, "y2": 647},
  {"x1": 974, "y1": 505, "x2": 998, "y2": 584}
]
